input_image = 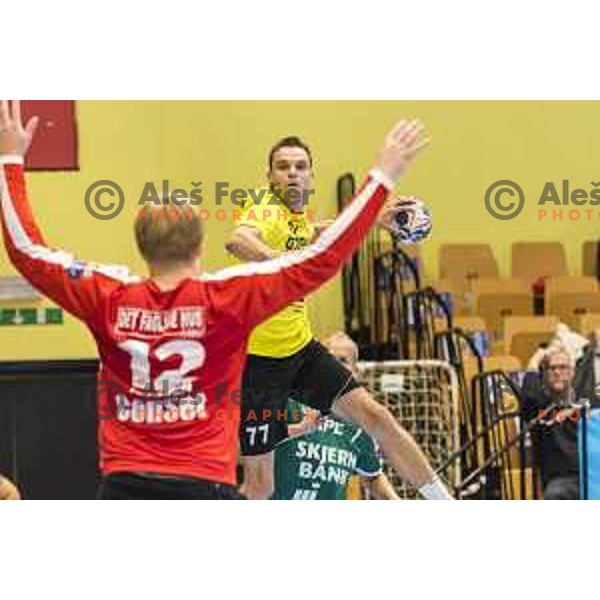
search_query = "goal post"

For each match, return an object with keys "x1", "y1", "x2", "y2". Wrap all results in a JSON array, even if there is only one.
[{"x1": 357, "y1": 359, "x2": 460, "y2": 499}]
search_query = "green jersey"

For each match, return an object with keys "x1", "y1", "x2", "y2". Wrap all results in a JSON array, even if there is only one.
[{"x1": 272, "y1": 400, "x2": 383, "y2": 500}]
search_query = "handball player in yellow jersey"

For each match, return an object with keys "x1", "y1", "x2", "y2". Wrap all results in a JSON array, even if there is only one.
[{"x1": 227, "y1": 128, "x2": 452, "y2": 501}]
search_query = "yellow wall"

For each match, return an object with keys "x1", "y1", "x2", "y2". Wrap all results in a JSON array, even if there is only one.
[{"x1": 1, "y1": 101, "x2": 599, "y2": 360}]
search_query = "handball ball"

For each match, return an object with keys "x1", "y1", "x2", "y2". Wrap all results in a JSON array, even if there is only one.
[{"x1": 389, "y1": 196, "x2": 433, "y2": 245}]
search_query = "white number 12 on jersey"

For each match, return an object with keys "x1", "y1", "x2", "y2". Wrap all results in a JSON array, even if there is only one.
[{"x1": 119, "y1": 340, "x2": 206, "y2": 394}]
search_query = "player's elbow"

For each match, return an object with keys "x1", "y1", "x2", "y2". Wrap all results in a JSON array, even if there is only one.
[
  {"x1": 5, "y1": 247, "x2": 37, "y2": 289},
  {"x1": 225, "y1": 230, "x2": 245, "y2": 258},
  {"x1": 368, "y1": 475, "x2": 399, "y2": 500},
  {"x1": 365, "y1": 477, "x2": 382, "y2": 499},
  {"x1": 226, "y1": 227, "x2": 255, "y2": 258}
]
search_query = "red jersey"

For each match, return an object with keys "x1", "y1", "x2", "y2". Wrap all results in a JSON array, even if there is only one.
[{"x1": 0, "y1": 156, "x2": 393, "y2": 484}]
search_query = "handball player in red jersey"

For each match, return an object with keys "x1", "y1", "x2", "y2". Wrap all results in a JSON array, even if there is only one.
[{"x1": 0, "y1": 100, "x2": 450, "y2": 499}]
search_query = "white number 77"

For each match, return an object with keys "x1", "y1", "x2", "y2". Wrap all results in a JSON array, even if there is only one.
[{"x1": 245, "y1": 424, "x2": 270, "y2": 447}]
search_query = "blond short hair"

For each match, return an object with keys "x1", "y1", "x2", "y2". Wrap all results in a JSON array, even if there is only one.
[{"x1": 134, "y1": 201, "x2": 203, "y2": 264}]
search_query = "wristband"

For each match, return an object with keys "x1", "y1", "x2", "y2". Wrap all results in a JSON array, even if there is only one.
[{"x1": 0, "y1": 155, "x2": 24, "y2": 165}]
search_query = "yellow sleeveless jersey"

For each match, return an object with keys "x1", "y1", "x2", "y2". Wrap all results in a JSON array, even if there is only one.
[{"x1": 234, "y1": 190, "x2": 315, "y2": 357}]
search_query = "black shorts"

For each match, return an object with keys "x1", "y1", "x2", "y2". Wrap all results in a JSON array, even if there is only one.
[
  {"x1": 97, "y1": 473, "x2": 245, "y2": 500},
  {"x1": 239, "y1": 338, "x2": 361, "y2": 456}
]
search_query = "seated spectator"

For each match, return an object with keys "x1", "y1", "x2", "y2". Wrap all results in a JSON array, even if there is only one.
[{"x1": 522, "y1": 345, "x2": 580, "y2": 500}]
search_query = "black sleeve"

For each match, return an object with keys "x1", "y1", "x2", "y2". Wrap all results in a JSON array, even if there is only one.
[{"x1": 519, "y1": 372, "x2": 546, "y2": 422}]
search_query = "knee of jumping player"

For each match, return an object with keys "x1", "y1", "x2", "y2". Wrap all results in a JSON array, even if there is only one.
[
  {"x1": 241, "y1": 456, "x2": 275, "y2": 500},
  {"x1": 244, "y1": 473, "x2": 274, "y2": 500},
  {"x1": 333, "y1": 389, "x2": 392, "y2": 440}
]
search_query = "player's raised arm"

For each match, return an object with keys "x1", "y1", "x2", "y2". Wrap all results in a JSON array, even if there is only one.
[
  {"x1": 209, "y1": 119, "x2": 429, "y2": 330},
  {"x1": 0, "y1": 100, "x2": 132, "y2": 322}
]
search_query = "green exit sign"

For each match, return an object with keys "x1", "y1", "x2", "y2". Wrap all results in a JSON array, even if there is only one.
[{"x1": 0, "y1": 308, "x2": 63, "y2": 326}]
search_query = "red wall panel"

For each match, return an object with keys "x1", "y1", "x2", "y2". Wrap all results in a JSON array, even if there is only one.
[{"x1": 22, "y1": 101, "x2": 78, "y2": 171}]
